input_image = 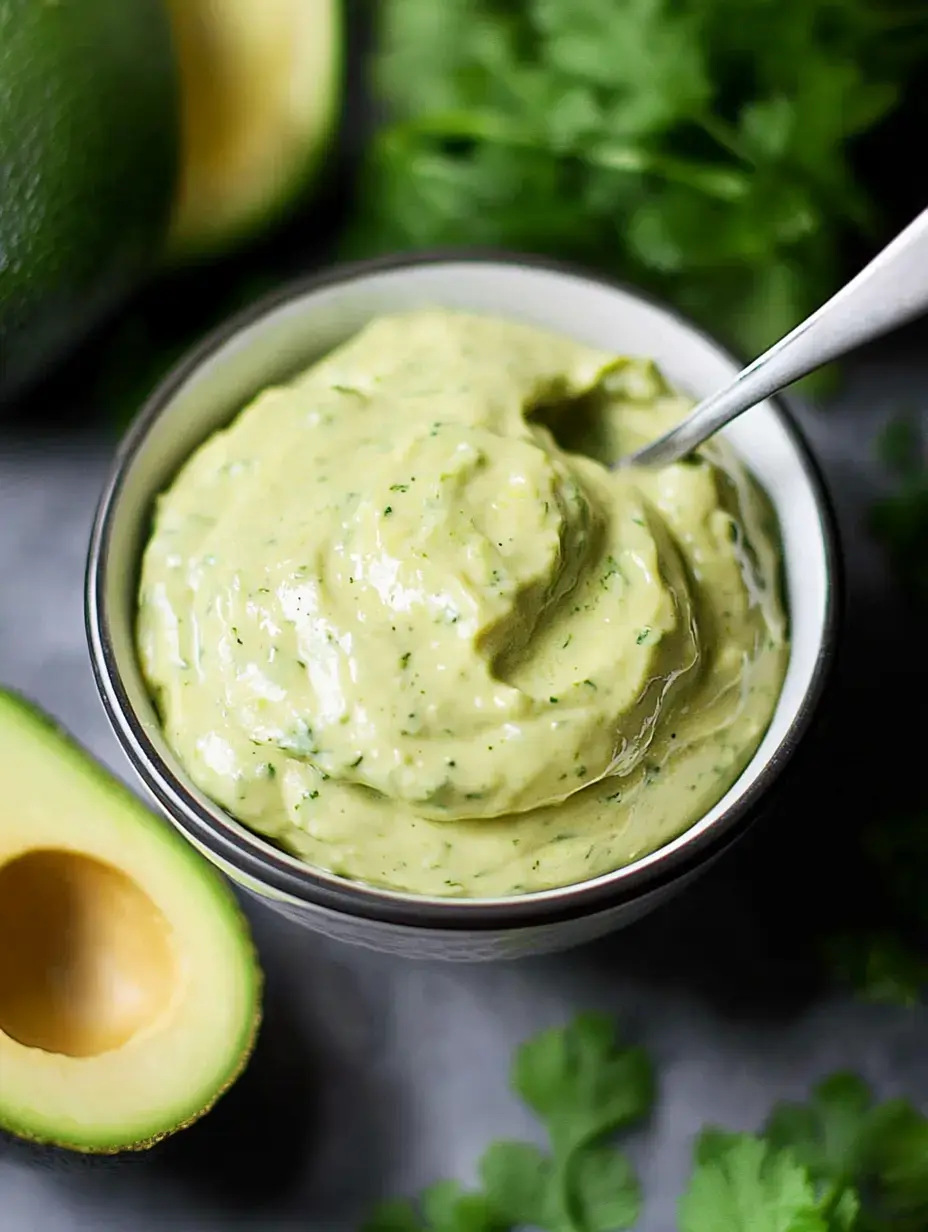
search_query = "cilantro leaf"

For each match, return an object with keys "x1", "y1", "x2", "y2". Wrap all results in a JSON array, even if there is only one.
[
  {"x1": 483, "y1": 1016, "x2": 650, "y2": 1231},
  {"x1": 765, "y1": 1074, "x2": 875, "y2": 1186},
  {"x1": 823, "y1": 807, "x2": 928, "y2": 1007},
  {"x1": 823, "y1": 1192, "x2": 860, "y2": 1232},
  {"x1": 533, "y1": 0, "x2": 711, "y2": 134},
  {"x1": 511, "y1": 1012, "x2": 654, "y2": 1154},
  {"x1": 825, "y1": 930, "x2": 928, "y2": 1007},
  {"x1": 479, "y1": 1132, "x2": 641, "y2": 1231},
  {"x1": 569, "y1": 1141, "x2": 641, "y2": 1231},
  {"x1": 759, "y1": 1072, "x2": 928, "y2": 1229},
  {"x1": 422, "y1": 1183, "x2": 508, "y2": 1232},
  {"x1": 362, "y1": 1024, "x2": 928, "y2": 1232},
  {"x1": 362, "y1": 1015, "x2": 651, "y2": 1232},
  {"x1": 479, "y1": 1141, "x2": 559, "y2": 1230},
  {"x1": 694, "y1": 1127, "x2": 753, "y2": 1166},
  {"x1": 862, "y1": 1099, "x2": 928, "y2": 1227},
  {"x1": 678, "y1": 1133, "x2": 827, "y2": 1232}
]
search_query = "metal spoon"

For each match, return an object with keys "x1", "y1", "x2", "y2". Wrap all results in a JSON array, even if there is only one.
[{"x1": 620, "y1": 206, "x2": 928, "y2": 469}]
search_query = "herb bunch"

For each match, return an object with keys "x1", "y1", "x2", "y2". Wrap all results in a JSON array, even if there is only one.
[{"x1": 346, "y1": 0, "x2": 928, "y2": 368}]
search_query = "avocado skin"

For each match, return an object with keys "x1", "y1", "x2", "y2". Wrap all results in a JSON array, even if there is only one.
[{"x1": 0, "y1": 0, "x2": 180, "y2": 403}]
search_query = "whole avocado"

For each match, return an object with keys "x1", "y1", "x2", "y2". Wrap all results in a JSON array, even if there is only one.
[{"x1": 0, "y1": 0, "x2": 179, "y2": 402}]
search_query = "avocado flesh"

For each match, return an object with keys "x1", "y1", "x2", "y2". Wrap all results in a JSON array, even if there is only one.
[{"x1": 0, "y1": 690, "x2": 261, "y2": 1153}]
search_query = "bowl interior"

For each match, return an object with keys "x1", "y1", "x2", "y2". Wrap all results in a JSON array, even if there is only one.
[{"x1": 91, "y1": 257, "x2": 833, "y2": 909}]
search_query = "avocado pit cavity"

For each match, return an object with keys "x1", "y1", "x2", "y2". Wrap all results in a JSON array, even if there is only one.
[{"x1": 0, "y1": 849, "x2": 176, "y2": 1057}]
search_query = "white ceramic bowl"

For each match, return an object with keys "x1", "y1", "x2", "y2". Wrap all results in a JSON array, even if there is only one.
[{"x1": 86, "y1": 253, "x2": 840, "y2": 960}]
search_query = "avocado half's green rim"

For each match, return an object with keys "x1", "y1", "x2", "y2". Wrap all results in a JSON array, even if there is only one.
[{"x1": 85, "y1": 248, "x2": 843, "y2": 932}]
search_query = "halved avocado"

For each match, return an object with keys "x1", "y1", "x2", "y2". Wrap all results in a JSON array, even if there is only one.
[
  {"x1": 165, "y1": 0, "x2": 343, "y2": 259},
  {"x1": 0, "y1": 690, "x2": 261, "y2": 1153}
]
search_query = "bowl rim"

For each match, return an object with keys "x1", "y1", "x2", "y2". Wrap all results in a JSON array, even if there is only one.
[{"x1": 86, "y1": 247, "x2": 843, "y2": 931}]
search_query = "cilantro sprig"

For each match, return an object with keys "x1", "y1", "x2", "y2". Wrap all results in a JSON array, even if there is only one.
[
  {"x1": 363, "y1": 1014, "x2": 653, "y2": 1232},
  {"x1": 347, "y1": 0, "x2": 928, "y2": 369},
  {"x1": 364, "y1": 1015, "x2": 928, "y2": 1232},
  {"x1": 681, "y1": 1072, "x2": 928, "y2": 1231},
  {"x1": 677, "y1": 1129, "x2": 856, "y2": 1232}
]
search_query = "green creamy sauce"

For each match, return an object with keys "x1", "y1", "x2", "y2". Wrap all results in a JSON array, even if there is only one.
[{"x1": 137, "y1": 310, "x2": 789, "y2": 897}]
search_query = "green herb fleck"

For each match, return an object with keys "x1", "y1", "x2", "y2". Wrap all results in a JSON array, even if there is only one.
[
  {"x1": 602, "y1": 555, "x2": 627, "y2": 589},
  {"x1": 276, "y1": 719, "x2": 317, "y2": 757}
]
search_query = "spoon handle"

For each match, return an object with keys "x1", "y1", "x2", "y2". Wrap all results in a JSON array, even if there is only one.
[{"x1": 627, "y1": 205, "x2": 928, "y2": 468}]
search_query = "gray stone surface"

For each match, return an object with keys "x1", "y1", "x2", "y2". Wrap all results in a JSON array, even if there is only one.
[{"x1": 1, "y1": 330, "x2": 926, "y2": 1231}]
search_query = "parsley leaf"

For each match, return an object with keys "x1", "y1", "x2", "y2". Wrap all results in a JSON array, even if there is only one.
[{"x1": 480, "y1": 1138, "x2": 641, "y2": 1232}]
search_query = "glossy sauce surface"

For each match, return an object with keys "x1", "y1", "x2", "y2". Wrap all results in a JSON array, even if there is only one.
[{"x1": 138, "y1": 311, "x2": 788, "y2": 896}]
